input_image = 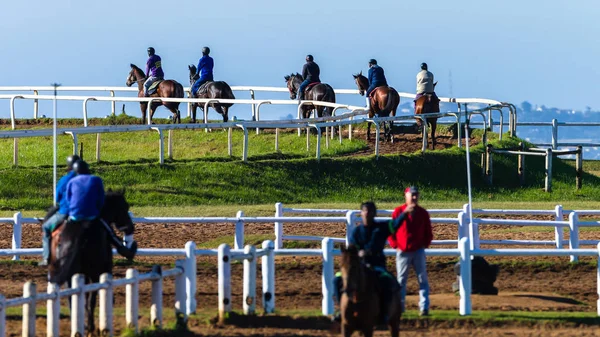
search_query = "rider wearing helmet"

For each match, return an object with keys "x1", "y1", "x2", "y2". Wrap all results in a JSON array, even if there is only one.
[
  {"x1": 331, "y1": 201, "x2": 414, "y2": 324},
  {"x1": 366, "y1": 59, "x2": 388, "y2": 97},
  {"x1": 191, "y1": 46, "x2": 214, "y2": 96},
  {"x1": 298, "y1": 54, "x2": 320, "y2": 101},
  {"x1": 39, "y1": 155, "x2": 80, "y2": 266},
  {"x1": 415, "y1": 62, "x2": 438, "y2": 107},
  {"x1": 144, "y1": 47, "x2": 164, "y2": 97}
]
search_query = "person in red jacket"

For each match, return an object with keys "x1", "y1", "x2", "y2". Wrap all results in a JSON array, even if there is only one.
[{"x1": 388, "y1": 186, "x2": 433, "y2": 316}]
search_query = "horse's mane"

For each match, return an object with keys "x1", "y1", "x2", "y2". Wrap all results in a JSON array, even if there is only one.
[
  {"x1": 284, "y1": 73, "x2": 303, "y2": 82},
  {"x1": 129, "y1": 64, "x2": 144, "y2": 75},
  {"x1": 106, "y1": 188, "x2": 125, "y2": 198}
]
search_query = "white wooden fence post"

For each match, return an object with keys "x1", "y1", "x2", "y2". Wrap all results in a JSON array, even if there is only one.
[
  {"x1": 459, "y1": 237, "x2": 472, "y2": 315},
  {"x1": 243, "y1": 245, "x2": 257, "y2": 315},
  {"x1": 150, "y1": 265, "x2": 163, "y2": 328},
  {"x1": 262, "y1": 240, "x2": 275, "y2": 313},
  {"x1": 22, "y1": 281, "x2": 36, "y2": 337},
  {"x1": 99, "y1": 273, "x2": 113, "y2": 337},
  {"x1": 125, "y1": 268, "x2": 139, "y2": 333},
  {"x1": 235, "y1": 211, "x2": 245, "y2": 250},
  {"x1": 71, "y1": 274, "x2": 85, "y2": 337},
  {"x1": 0, "y1": 294, "x2": 5, "y2": 337},
  {"x1": 458, "y1": 211, "x2": 469, "y2": 241},
  {"x1": 321, "y1": 237, "x2": 334, "y2": 316},
  {"x1": 551, "y1": 118, "x2": 558, "y2": 149},
  {"x1": 569, "y1": 212, "x2": 579, "y2": 263},
  {"x1": 47, "y1": 282, "x2": 60, "y2": 337},
  {"x1": 345, "y1": 211, "x2": 358, "y2": 247},
  {"x1": 218, "y1": 244, "x2": 232, "y2": 322},
  {"x1": 184, "y1": 241, "x2": 197, "y2": 315},
  {"x1": 554, "y1": 205, "x2": 564, "y2": 249},
  {"x1": 174, "y1": 260, "x2": 187, "y2": 323},
  {"x1": 274, "y1": 203, "x2": 283, "y2": 250},
  {"x1": 12, "y1": 212, "x2": 22, "y2": 261},
  {"x1": 545, "y1": 148, "x2": 553, "y2": 192}
]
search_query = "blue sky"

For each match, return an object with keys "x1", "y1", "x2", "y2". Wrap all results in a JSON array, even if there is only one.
[{"x1": 1, "y1": 0, "x2": 599, "y2": 119}]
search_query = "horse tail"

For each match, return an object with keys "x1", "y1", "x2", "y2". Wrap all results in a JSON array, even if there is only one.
[
  {"x1": 322, "y1": 84, "x2": 336, "y2": 117},
  {"x1": 176, "y1": 82, "x2": 185, "y2": 99}
]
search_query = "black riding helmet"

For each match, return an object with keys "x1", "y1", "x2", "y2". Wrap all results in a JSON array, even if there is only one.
[
  {"x1": 306, "y1": 54, "x2": 314, "y2": 62},
  {"x1": 202, "y1": 46, "x2": 210, "y2": 55},
  {"x1": 147, "y1": 47, "x2": 155, "y2": 56},
  {"x1": 369, "y1": 59, "x2": 377, "y2": 65},
  {"x1": 66, "y1": 154, "x2": 80, "y2": 170},
  {"x1": 421, "y1": 62, "x2": 428, "y2": 70},
  {"x1": 72, "y1": 160, "x2": 91, "y2": 175}
]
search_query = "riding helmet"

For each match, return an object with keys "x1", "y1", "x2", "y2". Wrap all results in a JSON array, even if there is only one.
[
  {"x1": 202, "y1": 46, "x2": 210, "y2": 55},
  {"x1": 66, "y1": 155, "x2": 81, "y2": 170},
  {"x1": 72, "y1": 160, "x2": 91, "y2": 175},
  {"x1": 147, "y1": 47, "x2": 155, "y2": 55},
  {"x1": 369, "y1": 59, "x2": 377, "y2": 65},
  {"x1": 421, "y1": 62, "x2": 428, "y2": 70},
  {"x1": 306, "y1": 54, "x2": 314, "y2": 62}
]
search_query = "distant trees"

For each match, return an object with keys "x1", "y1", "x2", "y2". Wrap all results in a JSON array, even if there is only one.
[{"x1": 520, "y1": 101, "x2": 532, "y2": 112}]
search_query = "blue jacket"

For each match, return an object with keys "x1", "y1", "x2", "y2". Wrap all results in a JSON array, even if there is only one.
[
  {"x1": 197, "y1": 55, "x2": 214, "y2": 80},
  {"x1": 65, "y1": 174, "x2": 105, "y2": 220},
  {"x1": 349, "y1": 212, "x2": 407, "y2": 268},
  {"x1": 56, "y1": 171, "x2": 77, "y2": 215},
  {"x1": 368, "y1": 65, "x2": 387, "y2": 87}
]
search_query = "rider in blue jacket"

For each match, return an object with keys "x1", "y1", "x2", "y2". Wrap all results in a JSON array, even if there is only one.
[
  {"x1": 366, "y1": 59, "x2": 388, "y2": 97},
  {"x1": 191, "y1": 47, "x2": 214, "y2": 95}
]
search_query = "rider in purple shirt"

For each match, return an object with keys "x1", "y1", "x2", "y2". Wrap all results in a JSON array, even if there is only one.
[{"x1": 144, "y1": 47, "x2": 164, "y2": 96}]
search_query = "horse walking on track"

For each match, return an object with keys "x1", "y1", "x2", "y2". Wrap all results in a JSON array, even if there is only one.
[
  {"x1": 47, "y1": 190, "x2": 135, "y2": 335},
  {"x1": 284, "y1": 73, "x2": 336, "y2": 119},
  {"x1": 126, "y1": 64, "x2": 185, "y2": 124},
  {"x1": 414, "y1": 82, "x2": 440, "y2": 149},
  {"x1": 339, "y1": 245, "x2": 401, "y2": 337},
  {"x1": 353, "y1": 72, "x2": 400, "y2": 142},
  {"x1": 188, "y1": 65, "x2": 235, "y2": 123}
]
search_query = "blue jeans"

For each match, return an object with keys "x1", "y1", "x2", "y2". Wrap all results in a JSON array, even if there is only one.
[
  {"x1": 144, "y1": 76, "x2": 162, "y2": 96},
  {"x1": 298, "y1": 80, "x2": 311, "y2": 100},
  {"x1": 42, "y1": 212, "x2": 67, "y2": 261},
  {"x1": 192, "y1": 75, "x2": 213, "y2": 96},
  {"x1": 396, "y1": 249, "x2": 430, "y2": 312}
]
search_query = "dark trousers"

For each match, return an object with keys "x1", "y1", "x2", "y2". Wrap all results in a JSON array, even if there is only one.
[{"x1": 192, "y1": 75, "x2": 213, "y2": 95}]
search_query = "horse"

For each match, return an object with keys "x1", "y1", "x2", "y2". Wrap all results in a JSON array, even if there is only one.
[
  {"x1": 126, "y1": 64, "x2": 185, "y2": 124},
  {"x1": 47, "y1": 189, "x2": 135, "y2": 336},
  {"x1": 414, "y1": 82, "x2": 440, "y2": 149},
  {"x1": 284, "y1": 73, "x2": 336, "y2": 119},
  {"x1": 339, "y1": 245, "x2": 401, "y2": 337},
  {"x1": 353, "y1": 72, "x2": 400, "y2": 142},
  {"x1": 188, "y1": 65, "x2": 235, "y2": 123}
]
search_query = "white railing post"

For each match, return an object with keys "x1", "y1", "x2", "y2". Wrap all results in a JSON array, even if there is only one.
[
  {"x1": 184, "y1": 241, "x2": 197, "y2": 315},
  {"x1": 243, "y1": 245, "x2": 257, "y2": 315},
  {"x1": 551, "y1": 118, "x2": 558, "y2": 149},
  {"x1": 458, "y1": 211, "x2": 468, "y2": 241},
  {"x1": 345, "y1": 211, "x2": 358, "y2": 246},
  {"x1": 554, "y1": 205, "x2": 564, "y2": 249},
  {"x1": 459, "y1": 237, "x2": 472, "y2": 315},
  {"x1": 13, "y1": 138, "x2": 18, "y2": 167},
  {"x1": 96, "y1": 133, "x2": 101, "y2": 162},
  {"x1": 150, "y1": 265, "x2": 163, "y2": 328},
  {"x1": 110, "y1": 90, "x2": 115, "y2": 115},
  {"x1": 218, "y1": 243, "x2": 232, "y2": 321},
  {"x1": 12, "y1": 212, "x2": 22, "y2": 261},
  {"x1": 125, "y1": 268, "x2": 139, "y2": 333},
  {"x1": 174, "y1": 259, "x2": 187, "y2": 323},
  {"x1": 168, "y1": 130, "x2": 173, "y2": 160},
  {"x1": 22, "y1": 281, "x2": 36, "y2": 337},
  {"x1": 228, "y1": 127, "x2": 233, "y2": 156},
  {"x1": 235, "y1": 211, "x2": 245, "y2": 250},
  {"x1": 47, "y1": 282, "x2": 60, "y2": 337},
  {"x1": 274, "y1": 202, "x2": 283, "y2": 250},
  {"x1": 321, "y1": 237, "x2": 334, "y2": 316},
  {"x1": 0, "y1": 294, "x2": 5, "y2": 337},
  {"x1": 99, "y1": 273, "x2": 113, "y2": 337},
  {"x1": 262, "y1": 240, "x2": 275, "y2": 313},
  {"x1": 151, "y1": 127, "x2": 164, "y2": 165},
  {"x1": 545, "y1": 148, "x2": 553, "y2": 192},
  {"x1": 569, "y1": 212, "x2": 579, "y2": 263},
  {"x1": 71, "y1": 274, "x2": 85, "y2": 337},
  {"x1": 33, "y1": 90, "x2": 39, "y2": 119}
]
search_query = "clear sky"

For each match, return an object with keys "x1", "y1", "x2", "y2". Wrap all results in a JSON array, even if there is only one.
[{"x1": 1, "y1": 0, "x2": 599, "y2": 119}]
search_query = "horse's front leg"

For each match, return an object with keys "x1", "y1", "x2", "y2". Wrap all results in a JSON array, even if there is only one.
[{"x1": 140, "y1": 103, "x2": 148, "y2": 125}]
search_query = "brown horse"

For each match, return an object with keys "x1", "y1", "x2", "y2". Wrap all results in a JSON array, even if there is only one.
[
  {"x1": 414, "y1": 82, "x2": 440, "y2": 149},
  {"x1": 284, "y1": 73, "x2": 336, "y2": 119},
  {"x1": 353, "y1": 72, "x2": 400, "y2": 142},
  {"x1": 188, "y1": 65, "x2": 235, "y2": 123},
  {"x1": 339, "y1": 245, "x2": 401, "y2": 337},
  {"x1": 126, "y1": 64, "x2": 185, "y2": 124}
]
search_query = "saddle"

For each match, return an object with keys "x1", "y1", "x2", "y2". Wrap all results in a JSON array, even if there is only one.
[
  {"x1": 196, "y1": 81, "x2": 213, "y2": 96},
  {"x1": 147, "y1": 80, "x2": 163, "y2": 95},
  {"x1": 304, "y1": 82, "x2": 320, "y2": 93}
]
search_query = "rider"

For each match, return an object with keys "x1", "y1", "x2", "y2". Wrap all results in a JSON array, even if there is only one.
[
  {"x1": 191, "y1": 46, "x2": 214, "y2": 96},
  {"x1": 331, "y1": 201, "x2": 414, "y2": 324},
  {"x1": 298, "y1": 54, "x2": 320, "y2": 101},
  {"x1": 366, "y1": 59, "x2": 388, "y2": 97},
  {"x1": 39, "y1": 155, "x2": 80, "y2": 266},
  {"x1": 65, "y1": 160, "x2": 137, "y2": 260},
  {"x1": 415, "y1": 62, "x2": 438, "y2": 107},
  {"x1": 144, "y1": 47, "x2": 164, "y2": 97}
]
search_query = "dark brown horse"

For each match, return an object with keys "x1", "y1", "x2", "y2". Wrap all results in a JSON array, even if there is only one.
[
  {"x1": 188, "y1": 65, "x2": 235, "y2": 123},
  {"x1": 126, "y1": 64, "x2": 185, "y2": 124},
  {"x1": 47, "y1": 190, "x2": 135, "y2": 336},
  {"x1": 414, "y1": 82, "x2": 440, "y2": 149},
  {"x1": 339, "y1": 245, "x2": 401, "y2": 337},
  {"x1": 284, "y1": 73, "x2": 336, "y2": 119},
  {"x1": 353, "y1": 72, "x2": 400, "y2": 142}
]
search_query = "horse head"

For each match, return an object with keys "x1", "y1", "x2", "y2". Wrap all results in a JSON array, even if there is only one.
[
  {"x1": 188, "y1": 64, "x2": 199, "y2": 85},
  {"x1": 352, "y1": 71, "x2": 368, "y2": 96},
  {"x1": 284, "y1": 73, "x2": 302, "y2": 99},
  {"x1": 126, "y1": 64, "x2": 144, "y2": 87},
  {"x1": 101, "y1": 188, "x2": 134, "y2": 235},
  {"x1": 340, "y1": 244, "x2": 366, "y2": 302}
]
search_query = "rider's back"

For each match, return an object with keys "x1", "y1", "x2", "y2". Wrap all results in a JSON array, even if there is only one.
[
  {"x1": 416, "y1": 70, "x2": 434, "y2": 94},
  {"x1": 146, "y1": 54, "x2": 164, "y2": 78},
  {"x1": 368, "y1": 65, "x2": 387, "y2": 87},
  {"x1": 302, "y1": 61, "x2": 320, "y2": 82},
  {"x1": 65, "y1": 175, "x2": 105, "y2": 220},
  {"x1": 197, "y1": 55, "x2": 214, "y2": 79}
]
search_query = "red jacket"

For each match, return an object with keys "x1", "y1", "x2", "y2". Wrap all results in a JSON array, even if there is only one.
[{"x1": 388, "y1": 204, "x2": 433, "y2": 252}]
